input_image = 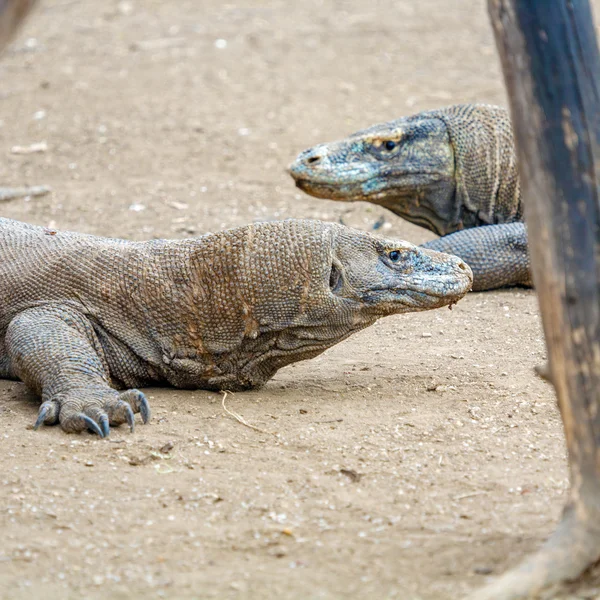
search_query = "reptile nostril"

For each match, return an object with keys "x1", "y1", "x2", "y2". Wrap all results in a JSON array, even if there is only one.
[
  {"x1": 458, "y1": 262, "x2": 467, "y2": 271},
  {"x1": 306, "y1": 155, "x2": 321, "y2": 165}
]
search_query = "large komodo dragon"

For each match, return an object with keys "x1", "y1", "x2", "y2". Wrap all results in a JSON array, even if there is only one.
[
  {"x1": 0, "y1": 217, "x2": 472, "y2": 437},
  {"x1": 289, "y1": 104, "x2": 528, "y2": 291}
]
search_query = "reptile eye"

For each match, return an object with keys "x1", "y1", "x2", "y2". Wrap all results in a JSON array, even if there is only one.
[
  {"x1": 384, "y1": 140, "x2": 397, "y2": 151},
  {"x1": 388, "y1": 250, "x2": 401, "y2": 262}
]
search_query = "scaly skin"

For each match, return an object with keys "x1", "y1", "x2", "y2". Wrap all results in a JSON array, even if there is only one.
[
  {"x1": 0, "y1": 217, "x2": 472, "y2": 437},
  {"x1": 289, "y1": 104, "x2": 530, "y2": 291}
]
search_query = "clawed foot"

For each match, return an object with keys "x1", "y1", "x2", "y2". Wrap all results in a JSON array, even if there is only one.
[{"x1": 33, "y1": 388, "x2": 151, "y2": 437}]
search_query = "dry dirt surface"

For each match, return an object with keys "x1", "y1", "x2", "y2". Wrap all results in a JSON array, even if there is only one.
[{"x1": 0, "y1": 1, "x2": 595, "y2": 599}]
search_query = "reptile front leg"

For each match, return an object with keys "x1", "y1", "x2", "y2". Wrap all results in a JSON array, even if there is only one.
[
  {"x1": 421, "y1": 222, "x2": 531, "y2": 291},
  {"x1": 5, "y1": 305, "x2": 150, "y2": 437}
]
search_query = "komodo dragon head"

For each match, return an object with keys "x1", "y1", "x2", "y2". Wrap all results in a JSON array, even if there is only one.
[
  {"x1": 178, "y1": 219, "x2": 472, "y2": 390},
  {"x1": 289, "y1": 104, "x2": 519, "y2": 236}
]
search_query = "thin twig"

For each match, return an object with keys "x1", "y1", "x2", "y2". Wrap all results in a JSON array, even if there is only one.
[
  {"x1": 0, "y1": 185, "x2": 51, "y2": 201},
  {"x1": 454, "y1": 491, "x2": 489, "y2": 501},
  {"x1": 221, "y1": 391, "x2": 277, "y2": 437}
]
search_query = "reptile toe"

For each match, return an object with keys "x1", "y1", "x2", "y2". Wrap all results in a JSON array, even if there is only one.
[
  {"x1": 119, "y1": 389, "x2": 151, "y2": 424},
  {"x1": 33, "y1": 400, "x2": 60, "y2": 430},
  {"x1": 60, "y1": 412, "x2": 105, "y2": 437},
  {"x1": 105, "y1": 399, "x2": 136, "y2": 432}
]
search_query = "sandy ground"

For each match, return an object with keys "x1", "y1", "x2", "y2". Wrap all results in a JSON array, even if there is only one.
[{"x1": 0, "y1": 1, "x2": 594, "y2": 598}]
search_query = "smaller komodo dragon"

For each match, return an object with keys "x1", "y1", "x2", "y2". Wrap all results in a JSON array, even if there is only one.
[
  {"x1": 289, "y1": 104, "x2": 528, "y2": 291},
  {"x1": 0, "y1": 217, "x2": 472, "y2": 437}
]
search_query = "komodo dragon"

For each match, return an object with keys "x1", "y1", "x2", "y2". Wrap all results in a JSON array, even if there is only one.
[
  {"x1": 0, "y1": 217, "x2": 472, "y2": 437},
  {"x1": 289, "y1": 104, "x2": 528, "y2": 291}
]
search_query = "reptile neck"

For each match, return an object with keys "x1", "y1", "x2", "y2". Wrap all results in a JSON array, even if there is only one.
[{"x1": 430, "y1": 104, "x2": 523, "y2": 227}]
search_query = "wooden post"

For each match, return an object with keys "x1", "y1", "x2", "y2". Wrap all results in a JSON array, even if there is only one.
[
  {"x1": 0, "y1": 0, "x2": 36, "y2": 53},
  {"x1": 472, "y1": 1, "x2": 600, "y2": 598}
]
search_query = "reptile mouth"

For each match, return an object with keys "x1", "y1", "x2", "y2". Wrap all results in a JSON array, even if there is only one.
[
  {"x1": 370, "y1": 285, "x2": 468, "y2": 299},
  {"x1": 293, "y1": 178, "x2": 360, "y2": 200},
  {"x1": 294, "y1": 172, "x2": 440, "y2": 201},
  {"x1": 363, "y1": 277, "x2": 472, "y2": 306},
  {"x1": 394, "y1": 290, "x2": 462, "y2": 310}
]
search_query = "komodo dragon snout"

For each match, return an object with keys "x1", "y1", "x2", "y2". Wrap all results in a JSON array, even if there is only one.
[
  {"x1": 289, "y1": 116, "x2": 456, "y2": 236},
  {"x1": 0, "y1": 217, "x2": 471, "y2": 437}
]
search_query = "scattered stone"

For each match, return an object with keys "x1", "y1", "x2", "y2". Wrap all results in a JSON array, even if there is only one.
[
  {"x1": 340, "y1": 468, "x2": 362, "y2": 483},
  {"x1": 159, "y1": 441, "x2": 174, "y2": 454},
  {"x1": 268, "y1": 545, "x2": 288, "y2": 558}
]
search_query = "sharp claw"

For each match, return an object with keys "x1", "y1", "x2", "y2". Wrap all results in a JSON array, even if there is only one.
[
  {"x1": 125, "y1": 404, "x2": 135, "y2": 433},
  {"x1": 122, "y1": 389, "x2": 151, "y2": 424},
  {"x1": 139, "y1": 395, "x2": 151, "y2": 424},
  {"x1": 81, "y1": 415, "x2": 105, "y2": 438},
  {"x1": 99, "y1": 414, "x2": 110, "y2": 437},
  {"x1": 33, "y1": 402, "x2": 51, "y2": 430}
]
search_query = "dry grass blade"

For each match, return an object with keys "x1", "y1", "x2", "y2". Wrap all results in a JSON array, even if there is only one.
[{"x1": 221, "y1": 391, "x2": 277, "y2": 437}]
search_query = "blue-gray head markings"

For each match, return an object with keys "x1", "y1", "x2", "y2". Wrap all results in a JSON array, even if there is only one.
[{"x1": 289, "y1": 114, "x2": 461, "y2": 236}]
